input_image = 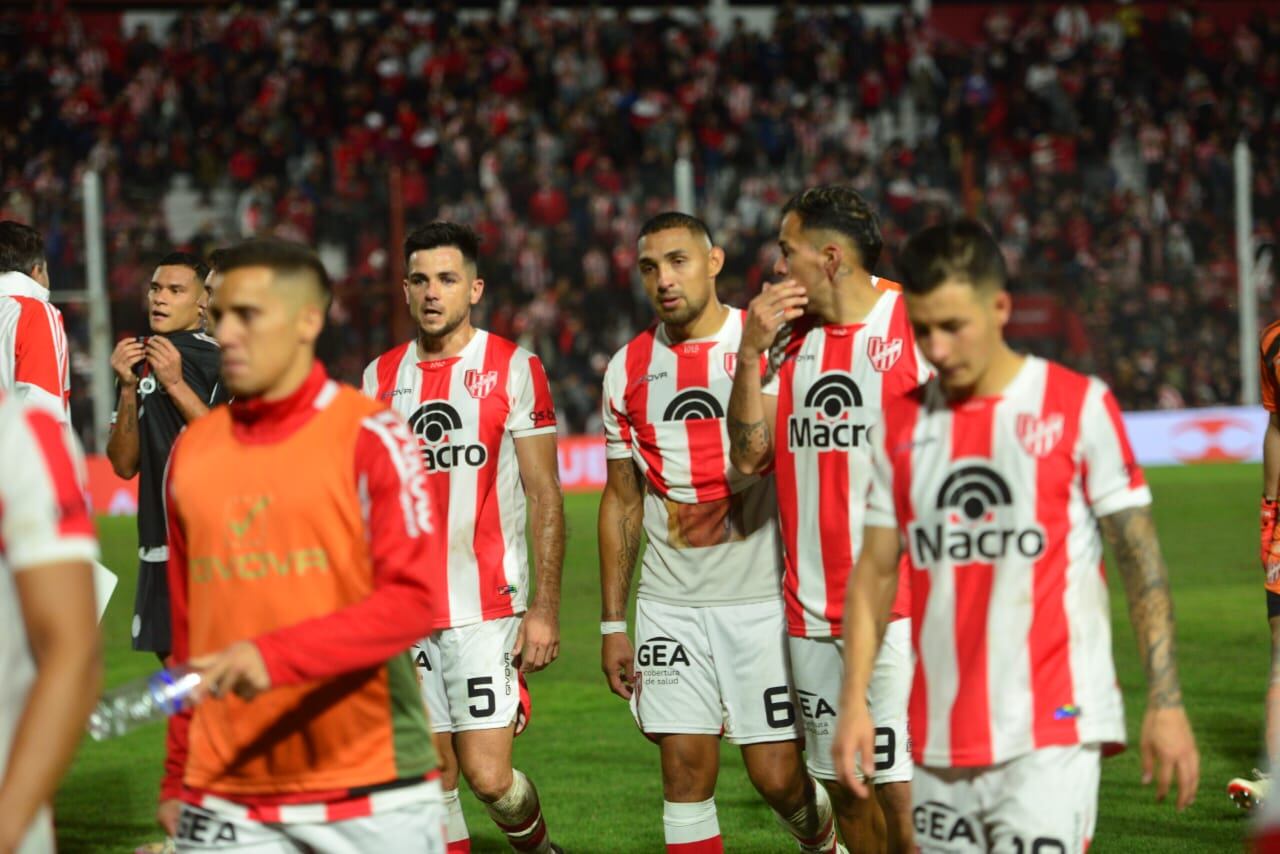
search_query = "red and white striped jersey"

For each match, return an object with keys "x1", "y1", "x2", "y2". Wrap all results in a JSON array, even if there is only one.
[
  {"x1": 766, "y1": 288, "x2": 930, "y2": 638},
  {"x1": 362, "y1": 331, "x2": 556, "y2": 629},
  {"x1": 602, "y1": 310, "x2": 783, "y2": 606},
  {"x1": 0, "y1": 272, "x2": 70, "y2": 423},
  {"x1": 0, "y1": 390, "x2": 97, "y2": 782},
  {"x1": 866, "y1": 356, "x2": 1150, "y2": 768}
]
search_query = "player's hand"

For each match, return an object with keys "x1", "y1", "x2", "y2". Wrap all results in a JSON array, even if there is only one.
[
  {"x1": 156, "y1": 797, "x2": 182, "y2": 836},
  {"x1": 190, "y1": 641, "x2": 272, "y2": 702},
  {"x1": 513, "y1": 602, "x2": 559, "y2": 673},
  {"x1": 831, "y1": 700, "x2": 876, "y2": 799},
  {"x1": 1140, "y1": 705, "x2": 1199, "y2": 810},
  {"x1": 1263, "y1": 498, "x2": 1280, "y2": 582},
  {"x1": 146, "y1": 336, "x2": 185, "y2": 391},
  {"x1": 741, "y1": 279, "x2": 807, "y2": 355},
  {"x1": 601, "y1": 631, "x2": 636, "y2": 700},
  {"x1": 110, "y1": 338, "x2": 145, "y2": 387}
]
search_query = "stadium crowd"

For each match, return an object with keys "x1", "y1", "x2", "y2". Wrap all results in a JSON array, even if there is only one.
[{"x1": 3, "y1": 1, "x2": 1279, "y2": 442}]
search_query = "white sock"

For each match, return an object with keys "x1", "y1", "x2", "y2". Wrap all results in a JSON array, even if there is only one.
[
  {"x1": 442, "y1": 787, "x2": 470, "y2": 851},
  {"x1": 773, "y1": 778, "x2": 838, "y2": 853},
  {"x1": 663, "y1": 797, "x2": 723, "y2": 851}
]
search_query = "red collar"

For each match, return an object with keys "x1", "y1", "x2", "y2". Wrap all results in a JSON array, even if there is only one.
[{"x1": 229, "y1": 362, "x2": 330, "y2": 443}]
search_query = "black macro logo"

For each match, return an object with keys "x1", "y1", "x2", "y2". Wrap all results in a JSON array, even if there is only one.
[
  {"x1": 409, "y1": 401, "x2": 463, "y2": 444},
  {"x1": 803, "y1": 373, "x2": 863, "y2": 418},
  {"x1": 936, "y1": 465, "x2": 1013, "y2": 523},
  {"x1": 663, "y1": 389, "x2": 724, "y2": 421}
]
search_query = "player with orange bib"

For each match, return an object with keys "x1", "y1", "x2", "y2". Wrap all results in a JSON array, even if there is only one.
[{"x1": 158, "y1": 238, "x2": 446, "y2": 852}]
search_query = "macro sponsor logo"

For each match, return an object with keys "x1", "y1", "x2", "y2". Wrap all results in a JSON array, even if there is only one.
[
  {"x1": 787, "y1": 372, "x2": 873, "y2": 450},
  {"x1": 663, "y1": 389, "x2": 724, "y2": 421},
  {"x1": 908, "y1": 462, "x2": 1046, "y2": 565},
  {"x1": 408, "y1": 401, "x2": 488, "y2": 470}
]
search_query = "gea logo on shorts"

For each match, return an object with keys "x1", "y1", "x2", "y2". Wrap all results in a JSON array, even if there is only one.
[
  {"x1": 637, "y1": 636, "x2": 690, "y2": 667},
  {"x1": 796, "y1": 689, "x2": 837, "y2": 719},
  {"x1": 914, "y1": 801, "x2": 978, "y2": 845},
  {"x1": 788, "y1": 373, "x2": 874, "y2": 450},
  {"x1": 408, "y1": 402, "x2": 488, "y2": 470},
  {"x1": 663, "y1": 389, "x2": 724, "y2": 421},
  {"x1": 907, "y1": 462, "x2": 1047, "y2": 565}
]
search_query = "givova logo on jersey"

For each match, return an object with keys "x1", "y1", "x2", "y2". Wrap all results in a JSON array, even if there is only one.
[
  {"x1": 408, "y1": 401, "x2": 488, "y2": 471},
  {"x1": 907, "y1": 461, "x2": 1047, "y2": 565},
  {"x1": 787, "y1": 372, "x2": 874, "y2": 450}
]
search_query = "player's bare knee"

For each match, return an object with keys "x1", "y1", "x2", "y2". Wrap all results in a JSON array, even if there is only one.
[
  {"x1": 745, "y1": 757, "x2": 807, "y2": 813},
  {"x1": 463, "y1": 762, "x2": 515, "y2": 804}
]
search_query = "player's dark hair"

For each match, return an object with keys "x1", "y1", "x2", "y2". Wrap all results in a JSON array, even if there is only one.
[
  {"x1": 0, "y1": 221, "x2": 46, "y2": 276},
  {"x1": 157, "y1": 251, "x2": 210, "y2": 284},
  {"x1": 781, "y1": 185, "x2": 883, "y2": 271},
  {"x1": 897, "y1": 219, "x2": 1008, "y2": 295},
  {"x1": 215, "y1": 237, "x2": 332, "y2": 300},
  {"x1": 405, "y1": 221, "x2": 481, "y2": 268},
  {"x1": 638, "y1": 212, "x2": 714, "y2": 247}
]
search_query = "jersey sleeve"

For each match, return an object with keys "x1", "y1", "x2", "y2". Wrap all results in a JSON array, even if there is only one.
[
  {"x1": 0, "y1": 402, "x2": 96, "y2": 571},
  {"x1": 183, "y1": 341, "x2": 226, "y2": 407},
  {"x1": 1080, "y1": 378, "x2": 1152, "y2": 517},
  {"x1": 14, "y1": 300, "x2": 68, "y2": 422},
  {"x1": 506, "y1": 352, "x2": 557, "y2": 438},
  {"x1": 864, "y1": 412, "x2": 898, "y2": 531},
  {"x1": 601, "y1": 359, "x2": 633, "y2": 461},
  {"x1": 251, "y1": 407, "x2": 438, "y2": 686}
]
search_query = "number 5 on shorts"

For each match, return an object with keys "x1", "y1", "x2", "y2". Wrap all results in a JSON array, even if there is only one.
[{"x1": 468, "y1": 677, "x2": 496, "y2": 718}]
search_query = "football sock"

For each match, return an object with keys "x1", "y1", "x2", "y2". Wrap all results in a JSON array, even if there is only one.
[
  {"x1": 484, "y1": 769, "x2": 554, "y2": 853},
  {"x1": 663, "y1": 797, "x2": 724, "y2": 853},
  {"x1": 773, "y1": 778, "x2": 838, "y2": 853},
  {"x1": 442, "y1": 787, "x2": 471, "y2": 853}
]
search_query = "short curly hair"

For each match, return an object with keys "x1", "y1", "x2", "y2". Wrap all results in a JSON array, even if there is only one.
[{"x1": 781, "y1": 185, "x2": 883, "y2": 272}]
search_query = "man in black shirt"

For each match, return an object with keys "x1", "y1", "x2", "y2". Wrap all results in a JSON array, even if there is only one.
[{"x1": 107, "y1": 251, "x2": 227, "y2": 660}]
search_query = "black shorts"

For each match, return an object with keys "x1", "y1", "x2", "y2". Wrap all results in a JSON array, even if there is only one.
[
  {"x1": 1268, "y1": 590, "x2": 1280, "y2": 620},
  {"x1": 132, "y1": 558, "x2": 171, "y2": 657}
]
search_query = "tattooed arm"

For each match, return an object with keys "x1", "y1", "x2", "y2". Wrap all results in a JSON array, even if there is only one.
[
  {"x1": 514, "y1": 432, "x2": 565, "y2": 673},
  {"x1": 1099, "y1": 505, "x2": 1200, "y2": 809},
  {"x1": 727, "y1": 282, "x2": 805, "y2": 475},
  {"x1": 598, "y1": 457, "x2": 645, "y2": 699}
]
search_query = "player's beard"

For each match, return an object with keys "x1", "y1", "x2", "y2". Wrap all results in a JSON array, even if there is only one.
[
  {"x1": 418, "y1": 303, "x2": 470, "y2": 344},
  {"x1": 657, "y1": 291, "x2": 709, "y2": 330}
]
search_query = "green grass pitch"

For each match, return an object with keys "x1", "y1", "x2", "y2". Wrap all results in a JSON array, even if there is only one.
[{"x1": 56, "y1": 464, "x2": 1261, "y2": 852}]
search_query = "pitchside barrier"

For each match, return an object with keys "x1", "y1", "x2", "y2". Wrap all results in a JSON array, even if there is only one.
[{"x1": 83, "y1": 406, "x2": 1268, "y2": 516}]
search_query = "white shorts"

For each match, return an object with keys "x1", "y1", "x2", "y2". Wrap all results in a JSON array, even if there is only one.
[
  {"x1": 630, "y1": 597, "x2": 801, "y2": 744},
  {"x1": 789, "y1": 618, "x2": 914, "y2": 784},
  {"x1": 174, "y1": 781, "x2": 446, "y2": 852},
  {"x1": 413, "y1": 617, "x2": 530, "y2": 734},
  {"x1": 913, "y1": 745, "x2": 1100, "y2": 853},
  {"x1": 15, "y1": 805, "x2": 51, "y2": 854}
]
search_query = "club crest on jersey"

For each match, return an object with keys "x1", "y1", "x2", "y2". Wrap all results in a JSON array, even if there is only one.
[
  {"x1": 408, "y1": 401, "x2": 489, "y2": 471},
  {"x1": 787, "y1": 372, "x2": 873, "y2": 450},
  {"x1": 907, "y1": 461, "x2": 1046, "y2": 565},
  {"x1": 723, "y1": 352, "x2": 738, "y2": 378},
  {"x1": 867, "y1": 337, "x2": 903, "y2": 372},
  {"x1": 1016, "y1": 413, "x2": 1064, "y2": 458},
  {"x1": 464, "y1": 369, "x2": 499, "y2": 400}
]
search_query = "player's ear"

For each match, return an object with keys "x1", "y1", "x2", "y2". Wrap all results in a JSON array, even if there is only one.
[
  {"x1": 822, "y1": 242, "x2": 841, "y2": 281},
  {"x1": 470, "y1": 277, "x2": 485, "y2": 306},
  {"x1": 990, "y1": 287, "x2": 1012, "y2": 329},
  {"x1": 706, "y1": 246, "x2": 725, "y2": 278},
  {"x1": 297, "y1": 300, "x2": 325, "y2": 344}
]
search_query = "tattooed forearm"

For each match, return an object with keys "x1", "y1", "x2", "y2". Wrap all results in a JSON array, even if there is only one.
[
  {"x1": 727, "y1": 415, "x2": 770, "y2": 461},
  {"x1": 529, "y1": 486, "x2": 565, "y2": 611},
  {"x1": 599, "y1": 458, "x2": 644, "y2": 622},
  {"x1": 1099, "y1": 506, "x2": 1183, "y2": 709}
]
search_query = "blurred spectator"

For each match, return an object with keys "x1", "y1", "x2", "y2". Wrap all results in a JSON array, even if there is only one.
[{"x1": 4, "y1": 2, "x2": 1278, "y2": 443}]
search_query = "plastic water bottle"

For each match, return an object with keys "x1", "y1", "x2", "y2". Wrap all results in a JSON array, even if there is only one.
[{"x1": 87, "y1": 665, "x2": 202, "y2": 741}]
